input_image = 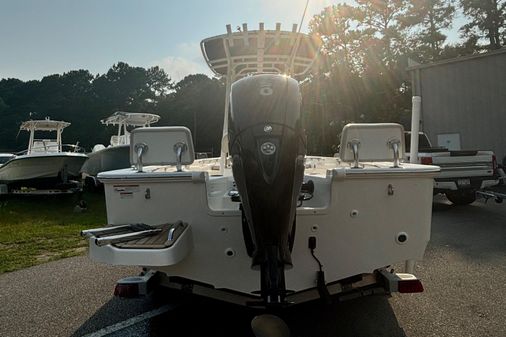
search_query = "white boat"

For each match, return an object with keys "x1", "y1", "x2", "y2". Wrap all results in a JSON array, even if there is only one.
[
  {"x1": 0, "y1": 153, "x2": 15, "y2": 168},
  {"x1": 83, "y1": 24, "x2": 439, "y2": 334},
  {"x1": 80, "y1": 111, "x2": 160, "y2": 189},
  {"x1": 0, "y1": 118, "x2": 88, "y2": 193}
]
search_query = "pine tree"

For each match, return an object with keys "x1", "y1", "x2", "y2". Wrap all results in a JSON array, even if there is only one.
[
  {"x1": 402, "y1": 0, "x2": 456, "y2": 60},
  {"x1": 354, "y1": 0, "x2": 409, "y2": 67},
  {"x1": 460, "y1": 0, "x2": 505, "y2": 50},
  {"x1": 309, "y1": 4, "x2": 364, "y2": 72}
]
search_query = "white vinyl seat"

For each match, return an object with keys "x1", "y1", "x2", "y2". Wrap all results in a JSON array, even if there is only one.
[
  {"x1": 339, "y1": 123, "x2": 405, "y2": 166},
  {"x1": 130, "y1": 127, "x2": 195, "y2": 171}
]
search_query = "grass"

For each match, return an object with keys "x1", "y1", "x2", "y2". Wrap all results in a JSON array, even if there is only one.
[{"x1": 0, "y1": 192, "x2": 106, "y2": 274}]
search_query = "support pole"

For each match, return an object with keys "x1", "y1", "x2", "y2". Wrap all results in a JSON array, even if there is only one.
[
  {"x1": 57, "y1": 127, "x2": 62, "y2": 152},
  {"x1": 410, "y1": 96, "x2": 422, "y2": 164},
  {"x1": 28, "y1": 127, "x2": 34, "y2": 154},
  {"x1": 405, "y1": 260, "x2": 416, "y2": 274},
  {"x1": 220, "y1": 73, "x2": 232, "y2": 174}
]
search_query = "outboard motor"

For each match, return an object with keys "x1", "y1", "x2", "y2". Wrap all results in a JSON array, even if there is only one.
[{"x1": 229, "y1": 74, "x2": 306, "y2": 305}]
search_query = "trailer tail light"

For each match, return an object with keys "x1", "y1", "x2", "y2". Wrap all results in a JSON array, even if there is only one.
[
  {"x1": 113, "y1": 272, "x2": 155, "y2": 298},
  {"x1": 114, "y1": 283, "x2": 140, "y2": 298},
  {"x1": 420, "y1": 157, "x2": 432, "y2": 165},
  {"x1": 492, "y1": 155, "x2": 498, "y2": 176},
  {"x1": 398, "y1": 279, "x2": 424, "y2": 293}
]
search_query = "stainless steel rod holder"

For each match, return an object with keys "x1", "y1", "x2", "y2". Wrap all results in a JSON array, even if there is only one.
[
  {"x1": 173, "y1": 142, "x2": 187, "y2": 172},
  {"x1": 134, "y1": 143, "x2": 148, "y2": 172},
  {"x1": 388, "y1": 139, "x2": 401, "y2": 168},
  {"x1": 348, "y1": 139, "x2": 361, "y2": 168}
]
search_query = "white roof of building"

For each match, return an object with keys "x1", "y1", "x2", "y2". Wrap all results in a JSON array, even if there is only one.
[{"x1": 407, "y1": 47, "x2": 506, "y2": 71}]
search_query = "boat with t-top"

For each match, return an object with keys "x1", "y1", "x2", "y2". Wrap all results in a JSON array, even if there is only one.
[
  {"x1": 80, "y1": 111, "x2": 160, "y2": 189},
  {"x1": 82, "y1": 23, "x2": 439, "y2": 335},
  {"x1": 0, "y1": 118, "x2": 87, "y2": 194}
]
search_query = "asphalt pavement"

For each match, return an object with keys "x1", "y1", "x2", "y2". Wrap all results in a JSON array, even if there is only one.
[{"x1": 0, "y1": 195, "x2": 505, "y2": 337}]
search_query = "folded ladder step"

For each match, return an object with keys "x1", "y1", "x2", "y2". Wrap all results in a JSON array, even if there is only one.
[
  {"x1": 95, "y1": 229, "x2": 163, "y2": 247},
  {"x1": 81, "y1": 223, "x2": 153, "y2": 238}
]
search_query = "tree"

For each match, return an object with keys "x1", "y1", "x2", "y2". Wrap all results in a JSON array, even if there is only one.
[
  {"x1": 0, "y1": 63, "x2": 176, "y2": 151},
  {"x1": 92, "y1": 62, "x2": 173, "y2": 111},
  {"x1": 439, "y1": 35, "x2": 479, "y2": 58},
  {"x1": 354, "y1": 0, "x2": 409, "y2": 68},
  {"x1": 306, "y1": 1, "x2": 418, "y2": 154},
  {"x1": 0, "y1": 97, "x2": 7, "y2": 113},
  {"x1": 309, "y1": 4, "x2": 365, "y2": 72},
  {"x1": 146, "y1": 66, "x2": 173, "y2": 97},
  {"x1": 155, "y1": 74, "x2": 225, "y2": 154},
  {"x1": 402, "y1": 0, "x2": 456, "y2": 60},
  {"x1": 460, "y1": 0, "x2": 506, "y2": 50}
]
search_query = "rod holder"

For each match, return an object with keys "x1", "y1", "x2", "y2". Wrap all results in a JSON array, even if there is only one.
[
  {"x1": 134, "y1": 143, "x2": 148, "y2": 172},
  {"x1": 347, "y1": 139, "x2": 361, "y2": 168},
  {"x1": 173, "y1": 142, "x2": 188, "y2": 172},
  {"x1": 388, "y1": 139, "x2": 401, "y2": 168}
]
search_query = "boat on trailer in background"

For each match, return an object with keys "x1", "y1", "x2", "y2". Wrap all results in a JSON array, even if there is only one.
[
  {"x1": 0, "y1": 118, "x2": 87, "y2": 195},
  {"x1": 82, "y1": 23, "x2": 439, "y2": 335},
  {"x1": 80, "y1": 111, "x2": 160, "y2": 190}
]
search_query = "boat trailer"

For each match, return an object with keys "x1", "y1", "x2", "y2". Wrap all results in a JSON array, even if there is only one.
[
  {"x1": 477, "y1": 188, "x2": 505, "y2": 204},
  {"x1": 0, "y1": 183, "x2": 82, "y2": 196},
  {"x1": 477, "y1": 171, "x2": 505, "y2": 203}
]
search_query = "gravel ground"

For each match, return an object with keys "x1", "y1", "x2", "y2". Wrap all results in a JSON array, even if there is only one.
[{"x1": 0, "y1": 195, "x2": 504, "y2": 337}]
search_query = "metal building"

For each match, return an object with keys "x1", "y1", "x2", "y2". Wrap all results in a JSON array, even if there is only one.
[{"x1": 408, "y1": 48, "x2": 506, "y2": 165}]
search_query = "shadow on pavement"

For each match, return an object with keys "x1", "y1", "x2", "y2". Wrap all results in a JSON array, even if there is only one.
[
  {"x1": 71, "y1": 295, "x2": 159, "y2": 337},
  {"x1": 430, "y1": 195, "x2": 506, "y2": 261},
  {"x1": 148, "y1": 294, "x2": 406, "y2": 337}
]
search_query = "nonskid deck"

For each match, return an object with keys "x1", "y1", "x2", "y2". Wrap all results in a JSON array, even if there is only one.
[{"x1": 142, "y1": 156, "x2": 439, "y2": 178}]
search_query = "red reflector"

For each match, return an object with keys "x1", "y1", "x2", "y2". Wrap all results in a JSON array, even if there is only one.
[
  {"x1": 114, "y1": 283, "x2": 139, "y2": 298},
  {"x1": 420, "y1": 157, "x2": 432, "y2": 165},
  {"x1": 398, "y1": 279, "x2": 424, "y2": 293},
  {"x1": 492, "y1": 155, "x2": 498, "y2": 175}
]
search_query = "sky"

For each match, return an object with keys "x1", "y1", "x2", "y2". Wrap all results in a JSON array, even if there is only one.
[
  {"x1": 0, "y1": 0, "x2": 462, "y2": 82},
  {"x1": 0, "y1": 0, "x2": 340, "y2": 81}
]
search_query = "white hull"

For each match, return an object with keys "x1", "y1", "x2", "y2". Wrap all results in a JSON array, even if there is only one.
[
  {"x1": 0, "y1": 153, "x2": 88, "y2": 184},
  {"x1": 89, "y1": 157, "x2": 438, "y2": 301},
  {"x1": 80, "y1": 145, "x2": 130, "y2": 177}
]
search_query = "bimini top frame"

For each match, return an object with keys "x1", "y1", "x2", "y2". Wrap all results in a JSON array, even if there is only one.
[
  {"x1": 200, "y1": 23, "x2": 321, "y2": 172},
  {"x1": 20, "y1": 118, "x2": 70, "y2": 132},
  {"x1": 101, "y1": 111, "x2": 160, "y2": 127},
  {"x1": 20, "y1": 118, "x2": 71, "y2": 155},
  {"x1": 101, "y1": 111, "x2": 161, "y2": 147},
  {"x1": 201, "y1": 23, "x2": 321, "y2": 81}
]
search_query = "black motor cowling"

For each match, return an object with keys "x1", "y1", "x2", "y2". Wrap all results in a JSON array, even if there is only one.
[{"x1": 228, "y1": 74, "x2": 306, "y2": 304}]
